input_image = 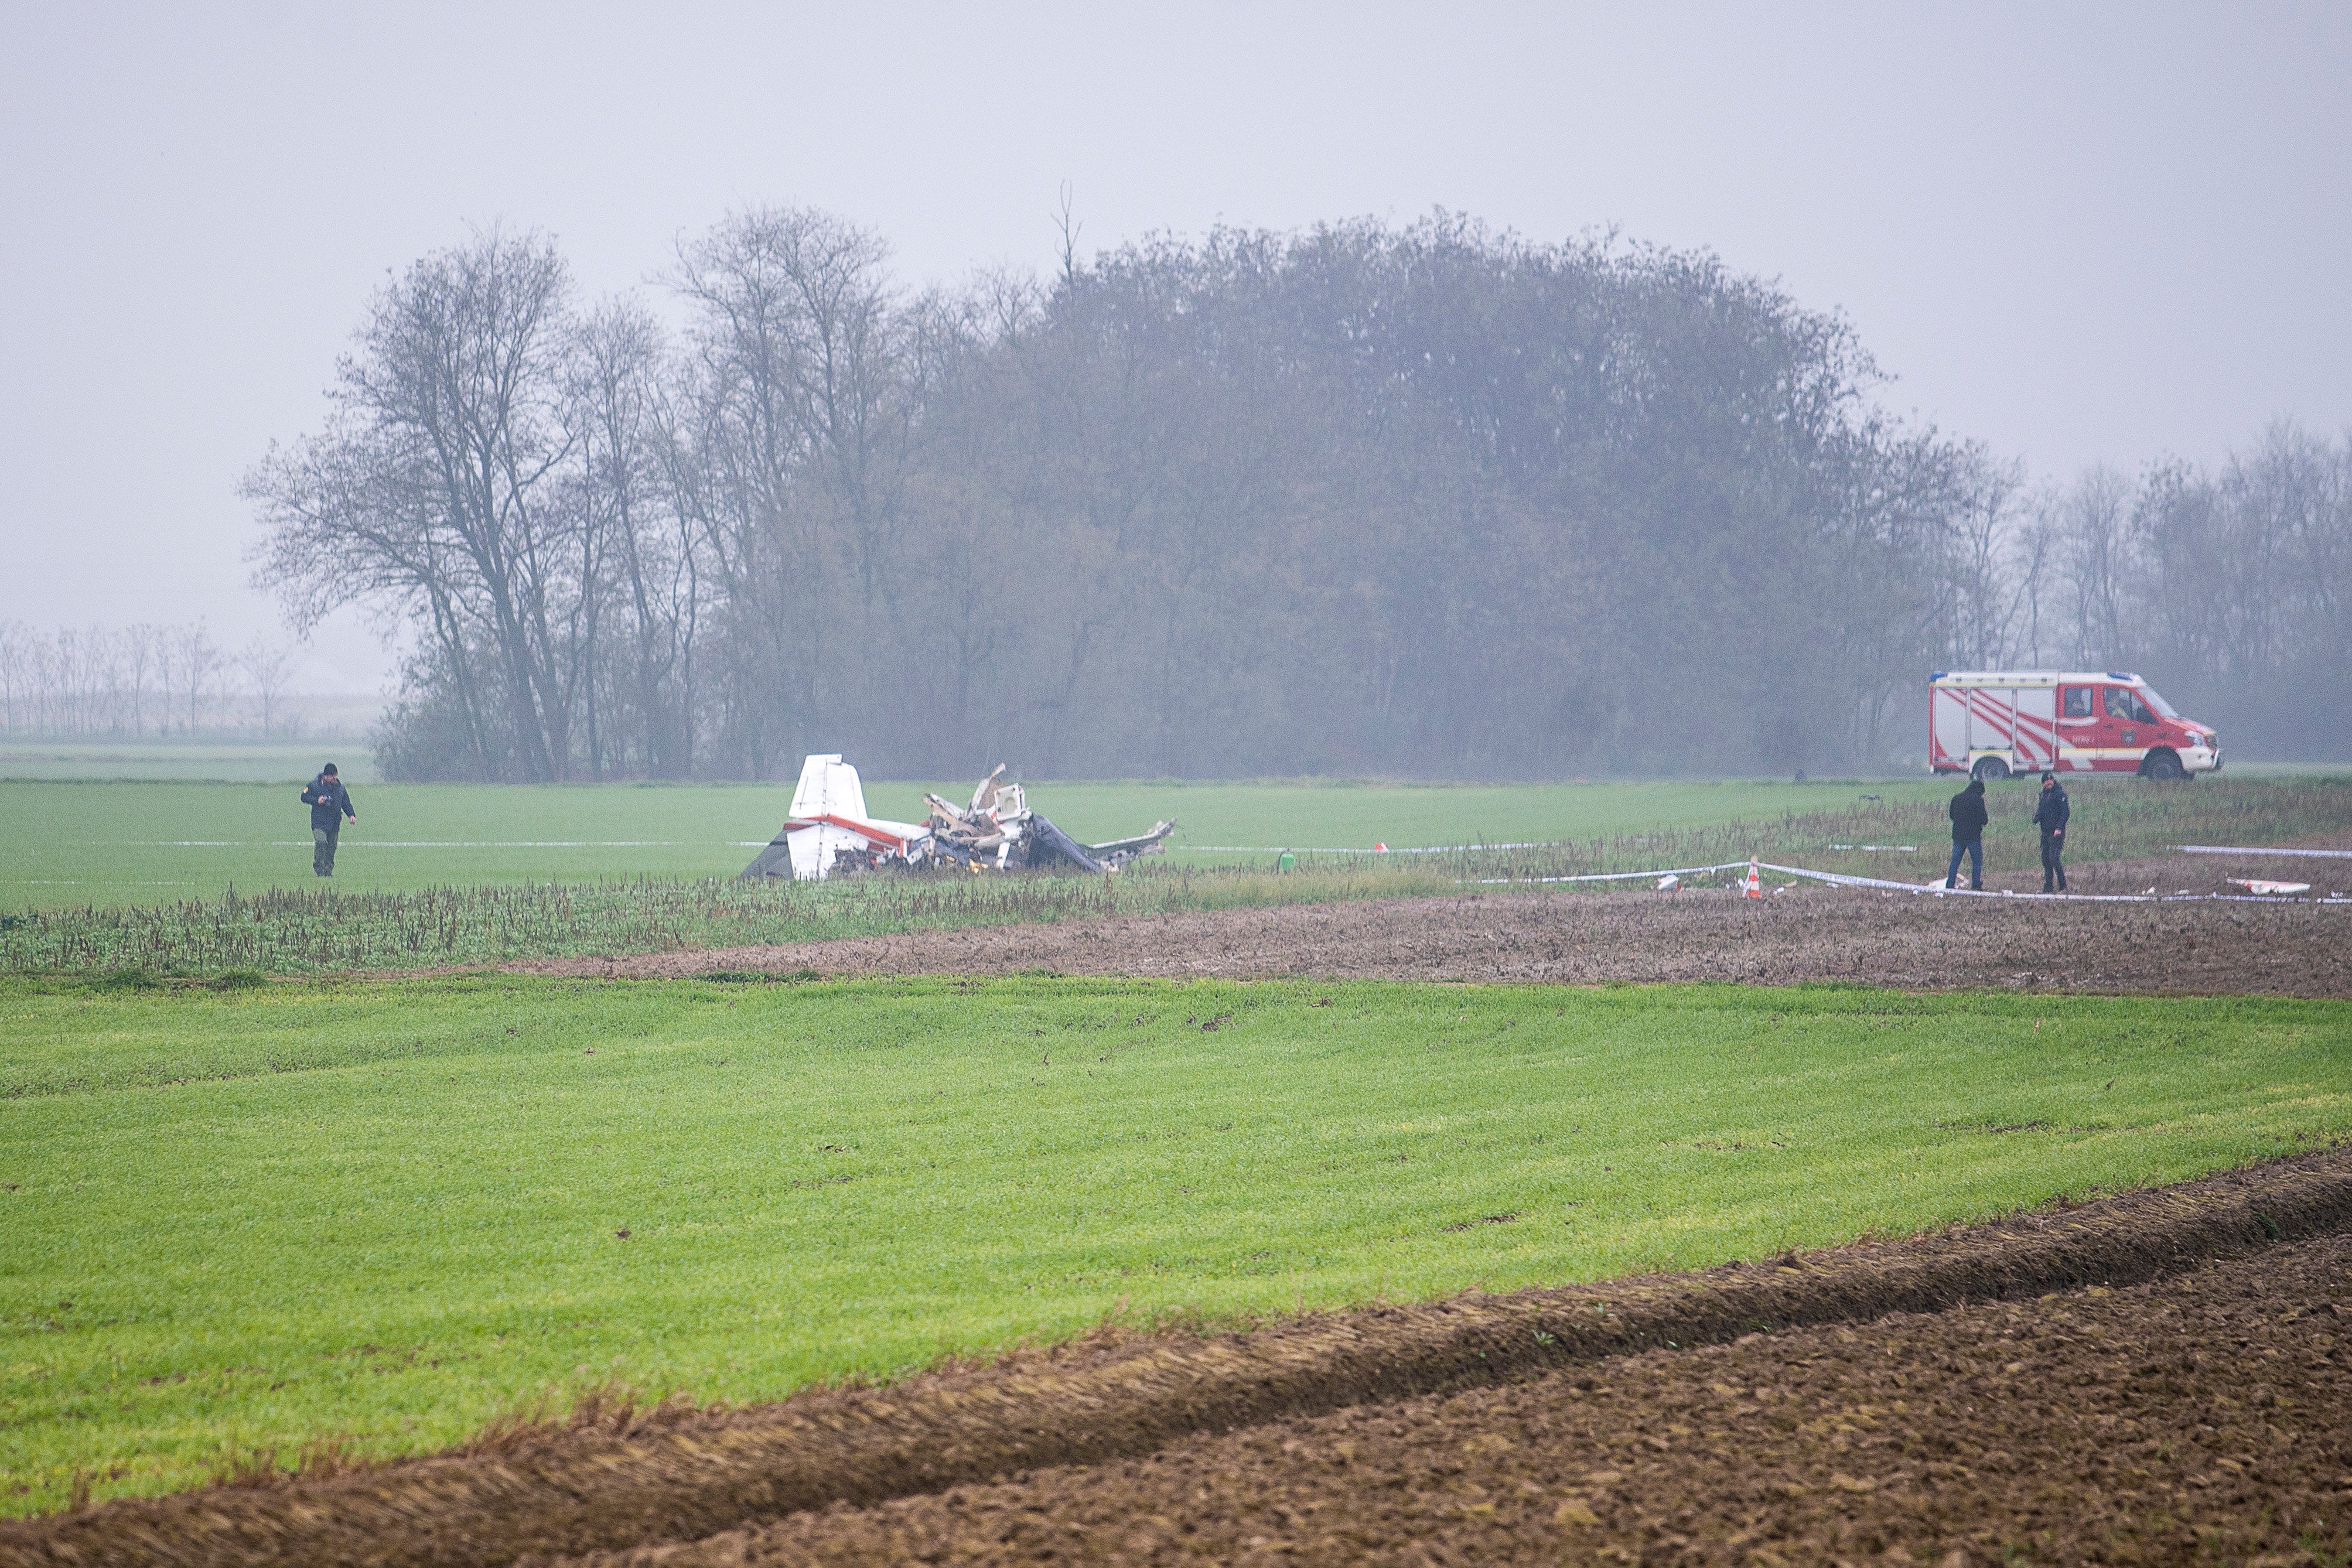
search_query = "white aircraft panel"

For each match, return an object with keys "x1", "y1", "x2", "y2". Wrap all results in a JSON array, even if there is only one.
[
  {"x1": 788, "y1": 753, "x2": 869, "y2": 822},
  {"x1": 786, "y1": 823, "x2": 866, "y2": 880}
]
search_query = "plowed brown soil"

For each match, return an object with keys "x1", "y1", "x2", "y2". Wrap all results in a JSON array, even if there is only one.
[
  {"x1": 11, "y1": 1154, "x2": 2349, "y2": 1568},
  {"x1": 514, "y1": 859, "x2": 2352, "y2": 997},
  {"x1": 623, "y1": 1231, "x2": 2352, "y2": 1567}
]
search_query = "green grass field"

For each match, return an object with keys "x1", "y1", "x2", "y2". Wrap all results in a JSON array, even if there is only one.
[
  {"x1": 8, "y1": 771, "x2": 2351, "y2": 918},
  {"x1": 4, "y1": 973, "x2": 2345, "y2": 1514},
  {"x1": 0, "y1": 776, "x2": 1971, "y2": 913},
  {"x1": 0, "y1": 743, "x2": 379, "y2": 785}
]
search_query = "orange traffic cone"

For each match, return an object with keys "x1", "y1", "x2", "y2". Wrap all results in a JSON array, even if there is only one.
[{"x1": 1743, "y1": 858, "x2": 1762, "y2": 899}]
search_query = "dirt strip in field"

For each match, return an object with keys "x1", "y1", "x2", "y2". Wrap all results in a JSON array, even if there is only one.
[
  {"x1": 511, "y1": 872, "x2": 2352, "y2": 998},
  {"x1": 609, "y1": 1227, "x2": 2352, "y2": 1567},
  {"x1": 9, "y1": 1153, "x2": 2348, "y2": 1568}
]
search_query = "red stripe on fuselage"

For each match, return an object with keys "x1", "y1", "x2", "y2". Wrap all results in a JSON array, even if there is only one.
[{"x1": 783, "y1": 814, "x2": 918, "y2": 853}]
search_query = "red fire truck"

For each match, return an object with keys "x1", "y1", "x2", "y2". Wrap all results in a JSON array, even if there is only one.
[{"x1": 1928, "y1": 671, "x2": 2221, "y2": 781}]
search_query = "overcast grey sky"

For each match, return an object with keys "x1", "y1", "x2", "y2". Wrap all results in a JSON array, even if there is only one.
[{"x1": 4, "y1": 2, "x2": 2348, "y2": 691}]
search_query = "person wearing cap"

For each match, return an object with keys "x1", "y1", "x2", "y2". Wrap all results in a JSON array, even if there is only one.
[
  {"x1": 2032, "y1": 770, "x2": 2070, "y2": 892},
  {"x1": 1944, "y1": 777, "x2": 1988, "y2": 890},
  {"x1": 300, "y1": 763, "x2": 358, "y2": 877}
]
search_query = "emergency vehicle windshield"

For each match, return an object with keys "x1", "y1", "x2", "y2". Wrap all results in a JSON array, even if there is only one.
[{"x1": 2139, "y1": 686, "x2": 2180, "y2": 718}]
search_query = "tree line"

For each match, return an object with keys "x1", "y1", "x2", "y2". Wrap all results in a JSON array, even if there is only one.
[
  {"x1": 240, "y1": 210, "x2": 2352, "y2": 780},
  {"x1": 1945, "y1": 426, "x2": 2351, "y2": 758},
  {"x1": 0, "y1": 621, "x2": 305, "y2": 740}
]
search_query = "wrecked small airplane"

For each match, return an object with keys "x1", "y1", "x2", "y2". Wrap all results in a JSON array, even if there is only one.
[
  {"x1": 738, "y1": 754, "x2": 933, "y2": 882},
  {"x1": 740, "y1": 755, "x2": 1175, "y2": 882}
]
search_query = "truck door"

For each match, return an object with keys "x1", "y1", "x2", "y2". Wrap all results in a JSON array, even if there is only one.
[
  {"x1": 1931, "y1": 685, "x2": 1969, "y2": 770},
  {"x1": 2103, "y1": 684, "x2": 2157, "y2": 769},
  {"x1": 1969, "y1": 686, "x2": 2018, "y2": 759},
  {"x1": 2057, "y1": 683, "x2": 2098, "y2": 768},
  {"x1": 2013, "y1": 686, "x2": 2056, "y2": 768}
]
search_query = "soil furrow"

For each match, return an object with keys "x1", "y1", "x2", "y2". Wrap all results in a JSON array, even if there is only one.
[
  {"x1": 636, "y1": 1229, "x2": 2352, "y2": 1566},
  {"x1": 9, "y1": 1153, "x2": 2349, "y2": 1568},
  {"x1": 506, "y1": 854, "x2": 2352, "y2": 997}
]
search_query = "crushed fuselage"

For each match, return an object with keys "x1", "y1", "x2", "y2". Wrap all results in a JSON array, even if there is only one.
[{"x1": 740, "y1": 756, "x2": 1174, "y2": 882}]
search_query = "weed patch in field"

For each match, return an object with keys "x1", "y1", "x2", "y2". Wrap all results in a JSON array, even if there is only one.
[
  {"x1": 8, "y1": 776, "x2": 2348, "y2": 976},
  {"x1": 0, "y1": 865, "x2": 1449, "y2": 974}
]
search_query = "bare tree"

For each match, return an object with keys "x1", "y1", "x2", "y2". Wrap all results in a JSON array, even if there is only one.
[
  {"x1": 0, "y1": 622, "x2": 32, "y2": 733},
  {"x1": 238, "y1": 638, "x2": 293, "y2": 736},
  {"x1": 247, "y1": 227, "x2": 586, "y2": 779},
  {"x1": 566, "y1": 296, "x2": 706, "y2": 777},
  {"x1": 0, "y1": 620, "x2": 293, "y2": 737},
  {"x1": 2055, "y1": 466, "x2": 2135, "y2": 666},
  {"x1": 122, "y1": 623, "x2": 164, "y2": 736},
  {"x1": 1953, "y1": 450, "x2": 2028, "y2": 667},
  {"x1": 667, "y1": 206, "x2": 909, "y2": 771},
  {"x1": 2006, "y1": 501, "x2": 2063, "y2": 667}
]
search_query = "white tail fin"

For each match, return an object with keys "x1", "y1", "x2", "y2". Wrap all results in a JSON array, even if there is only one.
[{"x1": 789, "y1": 754, "x2": 868, "y2": 822}]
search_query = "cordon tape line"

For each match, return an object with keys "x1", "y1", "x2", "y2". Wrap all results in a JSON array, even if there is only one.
[
  {"x1": 117, "y1": 841, "x2": 703, "y2": 848},
  {"x1": 2176, "y1": 845, "x2": 2352, "y2": 859},
  {"x1": 1186, "y1": 842, "x2": 1555, "y2": 855},
  {"x1": 1469, "y1": 862, "x2": 1754, "y2": 886},
  {"x1": 1470, "y1": 860, "x2": 2351, "y2": 904},
  {"x1": 1757, "y1": 862, "x2": 2175, "y2": 902},
  {"x1": 1756, "y1": 862, "x2": 2350, "y2": 904}
]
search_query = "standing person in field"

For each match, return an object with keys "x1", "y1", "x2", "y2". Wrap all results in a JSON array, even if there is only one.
[
  {"x1": 1944, "y1": 777, "x2": 1988, "y2": 891},
  {"x1": 301, "y1": 763, "x2": 357, "y2": 877},
  {"x1": 2033, "y1": 770, "x2": 2070, "y2": 892}
]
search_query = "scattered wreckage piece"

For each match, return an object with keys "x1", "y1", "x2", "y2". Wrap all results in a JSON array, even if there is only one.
[
  {"x1": 740, "y1": 756, "x2": 1176, "y2": 882},
  {"x1": 919, "y1": 764, "x2": 1176, "y2": 876}
]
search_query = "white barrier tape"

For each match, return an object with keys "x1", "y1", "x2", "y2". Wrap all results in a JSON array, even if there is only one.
[
  {"x1": 2176, "y1": 845, "x2": 2352, "y2": 859},
  {"x1": 1469, "y1": 859, "x2": 2350, "y2": 906},
  {"x1": 1755, "y1": 862, "x2": 1926, "y2": 893},
  {"x1": 1754, "y1": 862, "x2": 2170, "y2": 903},
  {"x1": 117, "y1": 840, "x2": 705, "y2": 848},
  {"x1": 1768, "y1": 862, "x2": 2349, "y2": 904},
  {"x1": 1188, "y1": 842, "x2": 1555, "y2": 855},
  {"x1": 1471, "y1": 862, "x2": 1753, "y2": 886},
  {"x1": 2201, "y1": 894, "x2": 2352, "y2": 903},
  {"x1": 291, "y1": 841, "x2": 693, "y2": 848}
]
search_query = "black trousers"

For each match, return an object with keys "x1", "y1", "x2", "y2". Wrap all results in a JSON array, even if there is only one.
[{"x1": 2040, "y1": 831, "x2": 2066, "y2": 890}]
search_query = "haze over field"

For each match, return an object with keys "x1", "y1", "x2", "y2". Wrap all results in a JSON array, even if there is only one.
[{"x1": 4, "y1": 4, "x2": 2350, "y2": 771}]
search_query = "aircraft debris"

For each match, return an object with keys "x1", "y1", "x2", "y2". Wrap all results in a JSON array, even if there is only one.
[{"x1": 740, "y1": 756, "x2": 1175, "y2": 882}]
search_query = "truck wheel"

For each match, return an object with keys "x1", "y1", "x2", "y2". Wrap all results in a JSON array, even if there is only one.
[
  {"x1": 1971, "y1": 757, "x2": 2010, "y2": 783},
  {"x1": 2143, "y1": 750, "x2": 2186, "y2": 781}
]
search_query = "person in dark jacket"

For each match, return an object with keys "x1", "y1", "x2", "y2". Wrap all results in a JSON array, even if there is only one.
[
  {"x1": 301, "y1": 764, "x2": 358, "y2": 877},
  {"x1": 1944, "y1": 778, "x2": 1989, "y2": 890},
  {"x1": 2032, "y1": 771, "x2": 2070, "y2": 892}
]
